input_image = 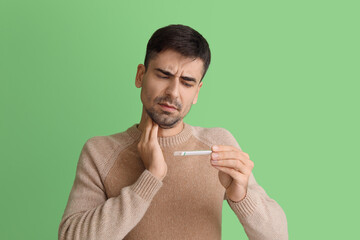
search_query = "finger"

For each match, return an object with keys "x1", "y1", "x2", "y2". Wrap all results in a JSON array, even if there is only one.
[
  {"x1": 211, "y1": 159, "x2": 250, "y2": 175},
  {"x1": 243, "y1": 158, "x2": 255, "y2": 169},
  {"x1": 213, "y1": 165, "x2": 245, "y2": 181},
  {"x1": 214, "y1": 151, "x2": 252, "y2": 168},
  {"x1": 212, "y1": 145, "x2": 239, "y2": 152},
  {"x1": 212, "y1": 145, "x2": 250, "y2": 161},
  {"x1": 143, "y1": 117, "x2": 153, "y2": 142},
  {"x1": 150, "y1": 122, "x2": 159, "y2": 141},
  {"x1": 211, "y1": 151, "x2": 250, "y2": 167},
  {"x1": 211, "y1": 151, "x2": 242, "y2": 161}
]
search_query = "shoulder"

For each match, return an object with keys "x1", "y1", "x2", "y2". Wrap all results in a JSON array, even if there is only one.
[
  {"x1": 190, "y1": 124, "x2": 242, "y2": 150},
  {"x1": 82, "y1": 130, "x2": 135, "y2": 157},
  {"x1": 77, "y1": 128, "x2": 136, "y2": 178}
]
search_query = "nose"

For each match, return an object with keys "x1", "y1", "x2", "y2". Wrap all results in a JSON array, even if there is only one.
[{"x1": 164, "y1": 78, "x2": 180, "y2": 99}]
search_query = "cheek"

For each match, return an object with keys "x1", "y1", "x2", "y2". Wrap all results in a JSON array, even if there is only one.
[
  {"x1": 184, "y1": 91, "x2": 198, "y2": 104},
  {"x1": 180, "y1": 94, "x2": 195, "y2": 111},
  {"x1": 141, "y1": 82, "x2": 160, "y2": 103},
  {"x1": 140, "y1": 88, "x2": 147, "y2": 103}
]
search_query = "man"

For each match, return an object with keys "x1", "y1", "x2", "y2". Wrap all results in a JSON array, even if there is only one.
[{"x1": 58, "y1": 24, "x2": 288, "y2": 240}]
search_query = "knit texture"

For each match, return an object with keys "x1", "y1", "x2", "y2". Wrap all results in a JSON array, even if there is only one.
[{"x1": 58, "y1": 123, "x2": 288, "y2": 240}]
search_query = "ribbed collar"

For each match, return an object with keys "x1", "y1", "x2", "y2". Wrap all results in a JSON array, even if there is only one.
[{"x1": 126, "y1": 122, "x2": 193, "y2": 148}]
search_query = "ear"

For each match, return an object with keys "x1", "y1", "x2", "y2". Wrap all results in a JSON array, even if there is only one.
[
  {"x1": 135, "y1": 64, "x2": 146, "y2": 88},
  {"x1": 192, "y1": 81, "x2": 203, "y2": 104}
]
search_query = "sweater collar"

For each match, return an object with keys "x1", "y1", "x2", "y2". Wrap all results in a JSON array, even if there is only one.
[{"x1": 126, "y1": 122, "x2": 193, "y2": 148}]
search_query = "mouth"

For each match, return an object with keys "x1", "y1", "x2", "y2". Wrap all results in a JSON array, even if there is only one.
[{"x1": 159, "y1": 103, "x2": 177, "y2": 112}]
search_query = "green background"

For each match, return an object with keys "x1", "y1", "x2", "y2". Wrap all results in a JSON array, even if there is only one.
[{"x1": 1, "y1": 0, "x2": 359, "y2": 239}]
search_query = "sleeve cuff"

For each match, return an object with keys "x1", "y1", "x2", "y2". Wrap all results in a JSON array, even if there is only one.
[
  {"x1": 130, "y1": 169, "x2": 163, "y2": 201},
  {"x1": 226, "y1": 189, "x2": 258, "y2": 219}
]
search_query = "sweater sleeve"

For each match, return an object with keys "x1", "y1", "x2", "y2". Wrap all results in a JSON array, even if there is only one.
[
  {"x1": 58, "y1": 137, "x2": 163, "y2": 240},
  {"x1": 221, "y1": 129, "x2": 288, "y2": 240},
  {"x1": 225, "y1": 173, "x2": 288, "y2": 240}
]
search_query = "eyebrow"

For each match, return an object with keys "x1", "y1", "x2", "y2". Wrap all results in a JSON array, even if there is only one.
[{"x1": 155, "y1": 68, "x2": 197, "y2": 83}]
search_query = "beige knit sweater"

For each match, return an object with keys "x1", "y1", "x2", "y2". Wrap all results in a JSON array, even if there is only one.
[{"x1": 58, "y1": 123, "x2": 288, "y2": 240}]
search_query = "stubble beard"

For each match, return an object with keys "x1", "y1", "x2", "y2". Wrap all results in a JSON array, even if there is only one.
[
  {"x1": 145, "y1": 102, "x2": 193, "y2": 129},
  {"x1": 145, "y1": 106, "x2": 182, "y2": 129},
  {"x1": 142, "y1": 92, "x2": 193, "y2": 129}
]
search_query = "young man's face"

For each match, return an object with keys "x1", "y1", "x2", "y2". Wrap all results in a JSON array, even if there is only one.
[{"x1": 135, "y1": 49, "x2": 204, "y2": 129}]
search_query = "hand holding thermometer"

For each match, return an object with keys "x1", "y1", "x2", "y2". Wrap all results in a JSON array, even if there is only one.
[{"x1": 174, "y1": 150, "x2": 212, "y2": 156}]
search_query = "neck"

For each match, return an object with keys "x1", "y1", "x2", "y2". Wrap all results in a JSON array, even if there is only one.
[{"x1": 137, "y1": 107, "x2": 184, "y2": 137}]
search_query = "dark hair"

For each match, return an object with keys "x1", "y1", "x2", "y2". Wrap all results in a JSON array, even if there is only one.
[{"x1": 144, "y1": 24, "x2": 211, "y2": 82}]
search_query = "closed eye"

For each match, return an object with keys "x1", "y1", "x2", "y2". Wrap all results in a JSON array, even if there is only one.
[
  {"x1": 183, "y1": 82, "x2": 193, "y2": 87},
  {"x1": 157, "y1": 74, "x2": 169, "y2": 79},
  {"x1": 157, "y1": 74, "x2": 193, "y2": 87}
]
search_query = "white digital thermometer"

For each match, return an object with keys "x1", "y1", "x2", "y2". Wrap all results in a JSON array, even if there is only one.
[{"x1": 174, "y1": 150, "x2": 212, "y2": 156}]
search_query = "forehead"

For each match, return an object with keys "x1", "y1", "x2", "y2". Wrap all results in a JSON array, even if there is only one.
[{"x1": 149, "y1": 49, "x2": 204, "y2": 81}]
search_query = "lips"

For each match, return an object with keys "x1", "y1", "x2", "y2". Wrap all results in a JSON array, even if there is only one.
[{"x1": 159, "y1": 103, "x2": 177, "y2": 110}]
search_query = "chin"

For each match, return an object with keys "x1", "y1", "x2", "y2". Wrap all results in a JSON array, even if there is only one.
[
  {"x1": 156, "y1": 117, "x2": 182, "y2": 129},
  {"x1": 158, "y1": 124, "x2": 174, "y2": 129},
  {"x1": 145, "y1": 107, "x2": 184, "y2": 129}
]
